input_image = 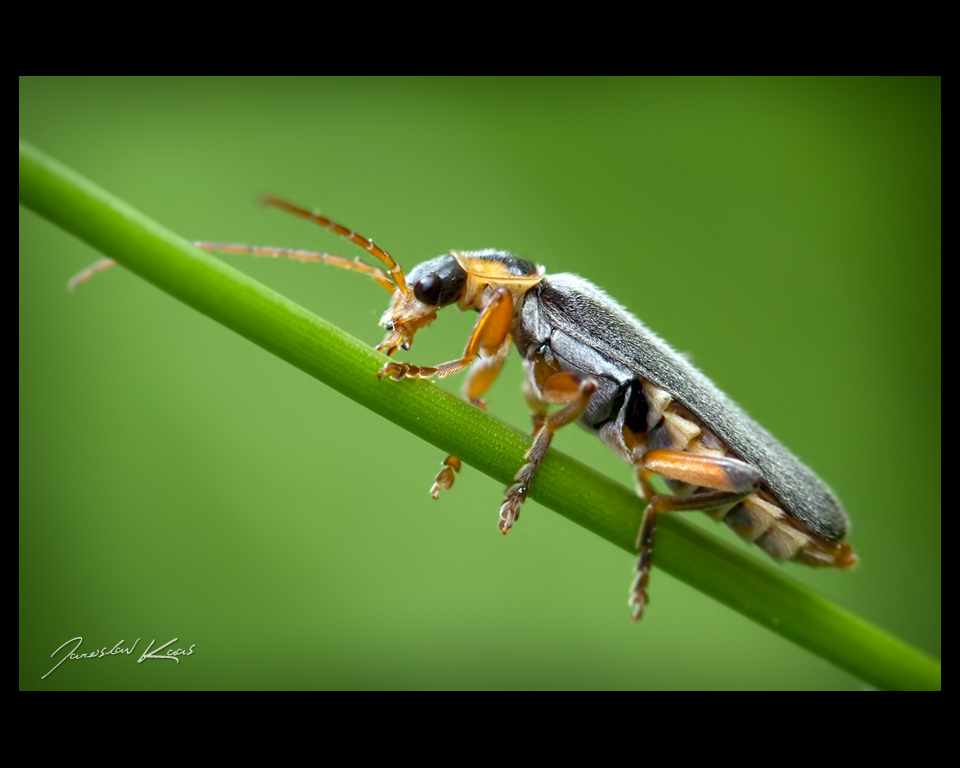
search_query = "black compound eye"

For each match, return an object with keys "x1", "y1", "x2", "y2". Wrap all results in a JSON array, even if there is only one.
[{"x1": 413, "y1": 273, "x2": 442, "y2": 305}]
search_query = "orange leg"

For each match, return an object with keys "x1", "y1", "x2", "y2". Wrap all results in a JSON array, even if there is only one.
[
  {"x1": 379, "y1": 286, "x2": 514, "y2": 497},
  {"x1": 378, "y1": 287, "x2": 514, "y2": 380},
  {"x1": 430, "y1": 339, "x2": 512, "y2": 499},
  {"x1": 523, "y1": 379, "x2": 549, "y2": 437},
  {"x1": 630, "y1": 450, "x2": 761, "y2": 621},
  {"x1": 499, "y1": 371, "x2": 597, "y2": 534}
]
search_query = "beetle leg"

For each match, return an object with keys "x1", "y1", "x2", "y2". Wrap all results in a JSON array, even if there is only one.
[
  {"x1": 523, "y1": 378, "x2": 549, "y2": 436},
  {"x1": 430, "y1": 339, "x2": 512, "y2": 499},
  {"x1": 378, "y1": 287, "x2": 514, "y2": 381},
  {"x1": 430, "y1": 455, "x2": 463, "y2": 499},
  {"x1": 499, "y1": 371, "x2": 597, "y2": 534},
  {"x1": 629, "y1": 450, "x2": 762, "y2": 621},
  {"x1": 495, "y1": 377, "x2": 551, "y2": 513},
  {"x1": 641, "y1": 449, "x2": 762, "y2": 494}
]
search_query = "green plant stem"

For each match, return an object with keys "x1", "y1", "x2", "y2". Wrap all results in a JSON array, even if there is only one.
[{"x1": 19, "y1": 138, "x2": 940, "y2": 691}]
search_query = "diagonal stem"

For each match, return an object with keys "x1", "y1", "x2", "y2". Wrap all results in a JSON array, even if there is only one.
[{"x1": 19, "y1": 138, "x2": 941, "y2": 691}]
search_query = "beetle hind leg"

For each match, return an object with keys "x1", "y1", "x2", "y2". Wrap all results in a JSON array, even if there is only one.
[{"x1": 629, "y1": 450, "x2": 762, "y2": 621}]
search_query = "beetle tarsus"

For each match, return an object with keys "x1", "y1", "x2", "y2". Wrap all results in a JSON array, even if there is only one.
[
  {"x1": 629, "y1": 585, "x2": 649, "y2": 622},
  {"x1": 430, "y1": 455, "x2": 462, "y2": 499},
  {"x1": 499, "y1": 485, "x2": 526, "y2": 533},
  {"x1": 377, "y1": 362, "x2": 438, "y2": 380},
  {"x1": 628, "y1": 504, "x2": 658, "y2": 621}
]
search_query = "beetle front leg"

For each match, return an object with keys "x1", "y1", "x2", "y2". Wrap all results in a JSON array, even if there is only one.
[
  {"x1": 629, "y1": 450, "x2": 762, "y2": 621},
  {"x1": 377, "y1": 287, "x2": 514, "y2": 497},
  {"x1": 378, "y1": 287, "x2": 514, "y2": 381},
  {"x1": 499, "y1": 371, "x2": 597, "y2": 534}
]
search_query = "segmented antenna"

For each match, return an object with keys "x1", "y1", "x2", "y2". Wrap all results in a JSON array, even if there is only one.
[
  {"x1": 67, "y1": 258, "x2": 117, "y2": 291},
  {"x1": 261, "y1": 195, "x2": 409, "y2": 296},
  {"x1": 67, "y1": 242, "x2": 397, "y2": 293}
]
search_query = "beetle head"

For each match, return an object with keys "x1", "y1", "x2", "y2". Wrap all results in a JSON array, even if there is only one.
[{"x1": 377, "y1": 254, "x2": 467, "y2": 356}]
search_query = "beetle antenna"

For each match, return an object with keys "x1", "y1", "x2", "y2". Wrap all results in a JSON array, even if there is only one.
[
  {"x1": 67, "y1": 258, "x2": 118, "y2": 291},
  {"x1": 260, "y1": 195, "x2": 409, "y2": 296},
  {"x1": 194, "y1": 243, "x2": 396, "y2": 293},
  {"x1": 67, "y1": 243, "x2": 397, "y2": 293}
]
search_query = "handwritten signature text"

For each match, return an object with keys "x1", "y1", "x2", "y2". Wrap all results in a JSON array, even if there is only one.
[{"x1": 42, "y1": 636, "x2": 196, "y2": 679}]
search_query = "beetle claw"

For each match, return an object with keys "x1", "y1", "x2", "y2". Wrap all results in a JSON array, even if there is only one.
[
  {"x1": 430, "y1": 468, "x2": 455, "y2": 499},
  {"x1": 377, "y1": 362, "x2": 407, "y2": 380},
  {"x1": 628, "y1": 589, "x2": 649, "y2": 622}
]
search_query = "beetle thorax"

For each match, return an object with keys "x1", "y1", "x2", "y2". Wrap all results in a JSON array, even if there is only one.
[{"x1": 452, "y1": 249, "x2": 544, "y2": 312}]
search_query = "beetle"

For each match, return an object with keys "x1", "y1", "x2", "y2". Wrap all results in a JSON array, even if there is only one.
[{"x1": 71, "y1": 195, "x2": 858, "y2": 620}]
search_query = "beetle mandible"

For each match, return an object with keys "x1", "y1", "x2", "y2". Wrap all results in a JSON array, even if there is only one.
[{"x1": 71, "y1": 196, "x2": 858, "y2": 619}]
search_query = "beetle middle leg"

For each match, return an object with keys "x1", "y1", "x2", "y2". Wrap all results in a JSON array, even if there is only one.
[
  {"x1": 499, "y1": 371, "x2": 597, "y2": 534},
  {"x1": 430, "y1": 340, "x2": 512, "y2": 499},
  {"x1": 630, "y1": 450, "x2": 762, "y2": 621}
]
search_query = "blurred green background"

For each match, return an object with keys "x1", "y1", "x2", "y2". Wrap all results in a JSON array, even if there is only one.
[{"x1": 19, "y1": 77, "x2": 940, "y2": 690}]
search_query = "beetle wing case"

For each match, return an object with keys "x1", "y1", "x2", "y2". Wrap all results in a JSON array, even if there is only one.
[{"x1": 520, "y1": 274, "x2": 849, "y2": 543}]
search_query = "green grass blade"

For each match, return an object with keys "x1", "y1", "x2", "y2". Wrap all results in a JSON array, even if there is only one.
[{"x1": 19, "y1": 138, "x2": 941, "y2": 691}]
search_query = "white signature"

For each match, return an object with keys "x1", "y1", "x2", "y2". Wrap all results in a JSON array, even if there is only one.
[{"x1": 42, "y1": 636, "x2": 196, "y2": 680}]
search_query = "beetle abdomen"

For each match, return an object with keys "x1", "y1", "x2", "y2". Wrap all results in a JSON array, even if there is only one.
[{"x1": 640, "y1": 379, "x2": 855, "y2": 567}]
